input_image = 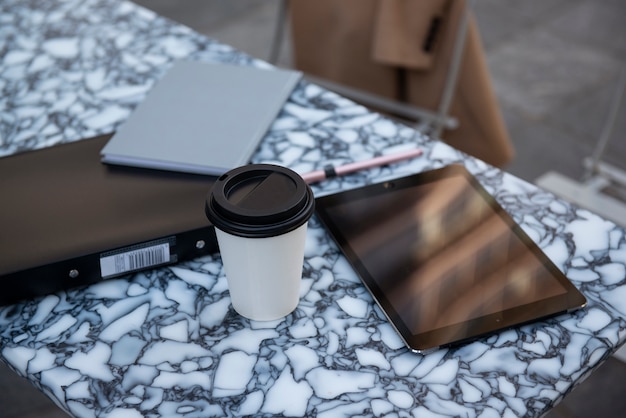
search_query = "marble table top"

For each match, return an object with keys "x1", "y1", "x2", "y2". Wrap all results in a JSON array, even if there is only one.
[{"x1": 1, "y1": 0, "x2": 625, "y2": 417}]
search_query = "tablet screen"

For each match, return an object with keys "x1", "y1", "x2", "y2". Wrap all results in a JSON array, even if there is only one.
[{"x1": 315, "y1": 165, "x2": 586, "y2": 352}]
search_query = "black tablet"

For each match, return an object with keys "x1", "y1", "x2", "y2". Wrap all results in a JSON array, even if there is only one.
[{"x1": 315, "y1": 164, "x2": 586, "y2": 353}]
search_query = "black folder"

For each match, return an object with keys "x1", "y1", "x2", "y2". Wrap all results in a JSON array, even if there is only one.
[{"x1": 0, "y1": 134, "x2": 219, "y2": 306}]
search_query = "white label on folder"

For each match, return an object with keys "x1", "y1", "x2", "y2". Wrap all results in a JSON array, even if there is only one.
[{"x1": 100, "y1": 242, "x2": 171, "y2": 278}]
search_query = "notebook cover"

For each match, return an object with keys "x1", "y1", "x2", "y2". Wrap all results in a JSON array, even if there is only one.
[
  {"x1": 0, "y1": 134, "x2": 218, "y2": 306},
  {"x1": 100, "y1": 61, "x2": 302, "y2": 175}
]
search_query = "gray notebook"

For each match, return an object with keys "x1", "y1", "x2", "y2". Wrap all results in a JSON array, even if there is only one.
[{"x1": 101, "y1": 61, "x2": 301, "y2": 175}]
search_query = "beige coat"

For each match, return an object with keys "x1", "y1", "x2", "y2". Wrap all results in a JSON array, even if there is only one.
[{"x1": 289, "y1": 0, "x2": 514, "y2": 167}]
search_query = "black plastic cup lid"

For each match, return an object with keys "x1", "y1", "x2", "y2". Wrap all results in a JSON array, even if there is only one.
[{"x1": 205, "y1": 164, "x2": 315, "y2": 238}]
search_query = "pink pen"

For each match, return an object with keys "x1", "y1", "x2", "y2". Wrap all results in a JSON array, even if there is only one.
[{"x1": 300, "y1": 147, "x2": 423, "y2": 184}]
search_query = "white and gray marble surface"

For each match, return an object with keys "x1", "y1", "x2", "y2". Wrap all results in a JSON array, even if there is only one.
[{"x1": 1, "y1": 0, "x2": 625, "y2": 417}]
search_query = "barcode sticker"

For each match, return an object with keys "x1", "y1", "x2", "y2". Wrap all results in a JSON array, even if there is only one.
[{"x1": 100, "y1": 242, "x2": 171, "y2": 278}]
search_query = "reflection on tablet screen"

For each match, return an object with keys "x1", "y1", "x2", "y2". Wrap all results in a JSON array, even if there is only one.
[{"x1": 316, "y1": 165, "x2": 586, "y2": 352}]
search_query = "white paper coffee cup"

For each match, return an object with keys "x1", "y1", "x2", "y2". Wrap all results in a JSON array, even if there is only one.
[{"x1": 205, "y1": 164, "x2": 315, "y2": 321}]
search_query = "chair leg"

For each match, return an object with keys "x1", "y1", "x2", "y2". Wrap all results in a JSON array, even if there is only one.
[
  {"x1": 430, "y1": 0, "x2": 474, "y2": 140},
  {"x1": 583, "y1": 63, "x2": 626, "y2": 182},
  {"x1": 269, "y1": 0, "x2": 288, "y2": 64}
]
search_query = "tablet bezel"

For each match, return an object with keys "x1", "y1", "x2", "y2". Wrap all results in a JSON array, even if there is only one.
[{"x1": 315, "y1": 164, "x2": 587, "y2": 353}]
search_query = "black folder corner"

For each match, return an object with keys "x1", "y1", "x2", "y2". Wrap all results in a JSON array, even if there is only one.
[{"x1": 0, "y1": 134, "x2": 219, "y2": 306}]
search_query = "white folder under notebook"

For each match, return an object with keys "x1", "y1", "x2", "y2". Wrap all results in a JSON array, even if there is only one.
[{"x1": 101, "y1": 60, "x2": 302, "y2": 175}]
